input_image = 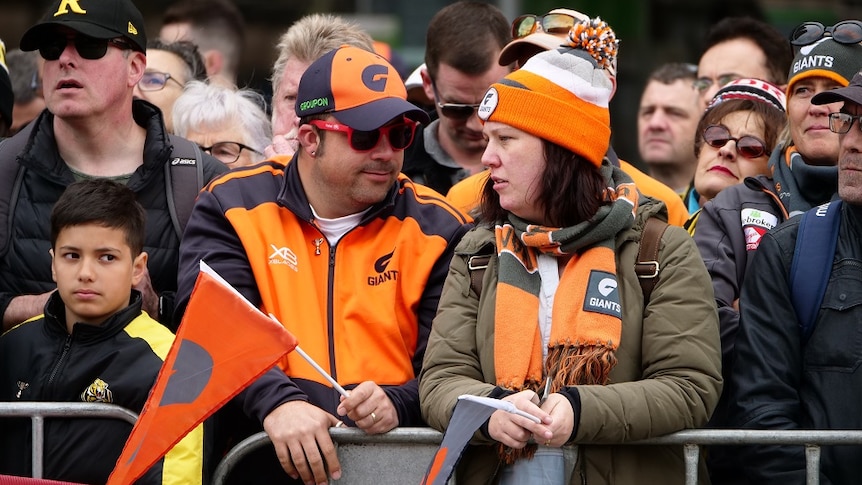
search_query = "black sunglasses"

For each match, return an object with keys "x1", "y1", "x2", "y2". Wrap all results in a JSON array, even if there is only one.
[
  {"x1": 39, "y1": 35, "x2": 132, "y2": 61},
  {"x1": 702, "y1": 124, "x2": 770, "y2": 159},
  {"x1": 790, "y1": 20, "x2": 862, "y2": 47},
  {"x1": 430, "y1": 81, "x2": 480, "y2": 120},
  {"x1": 308, "y1": 119, "x2": 417, "y2": 152}
]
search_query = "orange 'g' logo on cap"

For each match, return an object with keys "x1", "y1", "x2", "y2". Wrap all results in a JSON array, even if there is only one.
[
  {"x1": 54, "y1": 0, "x2": 86, "y2": 17},
  {"x1": 362, "y1": 65, "x2": 389, "y2": 92}
]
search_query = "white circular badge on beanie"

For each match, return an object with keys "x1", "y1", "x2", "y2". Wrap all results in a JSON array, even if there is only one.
[{"x1": 478, "y1": 87, "x2": 499, "y2": 121}]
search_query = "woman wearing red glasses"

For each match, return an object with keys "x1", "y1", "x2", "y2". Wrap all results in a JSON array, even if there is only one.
[{"x1": 686, "y1": 78, "x2": 787, "y2": 235}]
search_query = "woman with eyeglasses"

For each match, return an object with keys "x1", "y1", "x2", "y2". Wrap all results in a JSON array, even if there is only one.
[
  {"x1": 133, "y1": 40, "x2": 206, "y2": 134},
  {"x1": 691, "y1": 29, "x2": 862, "y2": 485},
  {"x1": 420, "y1": 20, "x2": 721, "y2": 485},
  {"x1": 172, "y1": 80, "x2": 270, "y2": 168},
  {"x1": 685, "y1": 78, "x2": 787, "y2": 235}
]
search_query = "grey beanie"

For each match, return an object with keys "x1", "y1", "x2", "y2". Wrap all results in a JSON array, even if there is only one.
[{"x1": 787, "y1": 36, "x2": 862, "y2": 95}]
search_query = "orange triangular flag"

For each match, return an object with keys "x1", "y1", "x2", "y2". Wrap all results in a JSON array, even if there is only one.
[{"x1": 107, "y1": 261, "x2": 298, "y2": 485}]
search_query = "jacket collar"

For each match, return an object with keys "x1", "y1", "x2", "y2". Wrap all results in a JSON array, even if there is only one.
[
  {"x1": 17, "y1": 99, "x2": 173, "y2": 187},
  {"x1": 276, "y1": 153, "x2": 400, "y2": 224},
  {"x1": 44, "y1": 290, "x2": 145, "y2": 343}
]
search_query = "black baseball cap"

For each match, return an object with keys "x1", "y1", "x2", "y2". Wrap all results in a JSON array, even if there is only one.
[
  {"x1": 812, "y1": 72, "x2": 862, "y2": 106},
  {"x1": 20, "y1": 0, "x2": 147, "y2": 53}
]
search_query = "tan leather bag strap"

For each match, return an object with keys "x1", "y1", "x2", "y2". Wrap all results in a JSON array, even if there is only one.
[{"x1": 635, "y1": 217, "x2": 669, "y2": 301}]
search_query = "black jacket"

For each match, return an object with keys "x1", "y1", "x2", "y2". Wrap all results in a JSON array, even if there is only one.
[
  {"x1": 401, "y1": 118, "x2": 464, "y2": 196},
  {"x1": 0, "y1": 100, "x2": 227, "y2": 325},
  {"x1": 0, "y1": 291, "x2": 204, "y2": 483},
  {"x1": 730, "y1": 202, "x2": 862, "y2": 484}
]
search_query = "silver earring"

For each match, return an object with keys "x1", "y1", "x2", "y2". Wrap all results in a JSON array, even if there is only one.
[{"x1": 310, "y1": 150, "x2": 316, "y2": 156}]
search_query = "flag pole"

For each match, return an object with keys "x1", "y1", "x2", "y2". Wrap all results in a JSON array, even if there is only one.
[{"x1": 268, "y1": 313, "x2": 350, "y2": 399}]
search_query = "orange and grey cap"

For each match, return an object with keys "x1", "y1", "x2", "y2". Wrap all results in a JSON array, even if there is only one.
[
  {"x1": 20, "y1": 0, "x2": 147, "y2": 53},
  {"x1": 296, "y1": 45, "x2": 429, "y2": 131}
]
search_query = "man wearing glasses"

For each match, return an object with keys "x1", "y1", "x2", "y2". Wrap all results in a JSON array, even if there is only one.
[
  {"x1": 0, "y1": 0, "x2": 226, "y2": 331},
  {"x1": 175, "y1": 45, "x2": 470, "y2": 484},
  {"x1": 401, "y1": 1, "x2": 511, "y2": 196},
  {"x1": 694, "y1": 17, "x2": 792, "y2": 110},
  {"x1": 729, "y1": 71, "x2": 862, "y2": 484}
]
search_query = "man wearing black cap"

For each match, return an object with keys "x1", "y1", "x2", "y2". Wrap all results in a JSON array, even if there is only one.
[
  {"x1": 729, "y1": 71, "x2": 862, "y2": 483},
  {"x1": 175, "y1": 45, "x2": 470, "y2": 484},
  {"x1": 0, "y1": 0, "x2": 226, "y2": 332}
]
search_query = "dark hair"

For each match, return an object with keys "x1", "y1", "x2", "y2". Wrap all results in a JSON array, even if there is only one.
[
  {"x1": 648, "y1": 62, "x2": 698, "y2": 85},
  {"x1": 51, "y1": 179, "x2": 146, "y2": 256},
  {"x1": 162, "y1": 0, "x2": 245, "y2": 75},
  {"x1": 424, "y1": 1, "x2": 510, "y2": 80},
  {"x1": 700, "y1": 17, "x2": 793, "y2": 85},
  {"x1": 480, "y1": 139, "x2": 606, "y2": 227},
  {"x1": 147, "y1": 39, "x2": 207, "y2": 83},
  {"x1": 6, "y1": 49, "x2": 41, "y2": 104},
  {"x1": 693, "y1": 98, "x2": 787, "y2": 158}
]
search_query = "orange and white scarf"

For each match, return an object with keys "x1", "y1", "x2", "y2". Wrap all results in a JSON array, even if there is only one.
[{"x1": 493, "y1": 162, "x2": 638, "y2": 462}]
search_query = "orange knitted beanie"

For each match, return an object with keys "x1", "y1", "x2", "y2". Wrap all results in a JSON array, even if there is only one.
[{"x1": 478, "y1": 18, "x2": 618, "y2": 167}]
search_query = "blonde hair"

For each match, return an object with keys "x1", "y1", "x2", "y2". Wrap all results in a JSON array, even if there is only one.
[{"x1": 270, "y1": 14, "x2": 373, "y2": 99}]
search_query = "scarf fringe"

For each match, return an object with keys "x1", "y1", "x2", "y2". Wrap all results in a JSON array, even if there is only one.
[{"x1": 496, "y1": 343, "x2": 617, "y2": 464}]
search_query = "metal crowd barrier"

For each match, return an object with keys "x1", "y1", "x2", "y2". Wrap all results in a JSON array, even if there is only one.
[
  {"x1": 4, "y1": 402, "x2": 862, "y2": 485},
  {"x1": 0, "y1": 402, "x2": 138, "y2": 479},
  {"x1": 211, "y1": 427, "x2": 862, "y2": 485}
]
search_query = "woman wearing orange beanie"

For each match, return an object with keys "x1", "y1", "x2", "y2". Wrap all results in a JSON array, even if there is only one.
[{"x1": 419, "y1": 18, "x2": 722, "y2": 485}]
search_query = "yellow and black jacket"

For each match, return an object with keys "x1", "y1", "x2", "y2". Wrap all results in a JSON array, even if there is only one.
[
  {"x1": 0, "y1": 291, "x2": 204, "y2": 484},
  {"x1": 175, "y1": 156, "x2": 471, "y2": 426}
]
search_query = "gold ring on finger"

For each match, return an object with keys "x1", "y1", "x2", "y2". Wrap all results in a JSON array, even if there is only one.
[{"x1": 370, "y1": 412, "x2": 377, "y2": 423}]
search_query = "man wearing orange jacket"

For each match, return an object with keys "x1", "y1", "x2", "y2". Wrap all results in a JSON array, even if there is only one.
[{"x1": 175, "y1": 46, "x2": 470, "y2": 484}]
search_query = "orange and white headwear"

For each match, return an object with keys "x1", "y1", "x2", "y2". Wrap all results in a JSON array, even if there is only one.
[{"x1": 478, "y1": 18, "x2": 618, "y2": 167}]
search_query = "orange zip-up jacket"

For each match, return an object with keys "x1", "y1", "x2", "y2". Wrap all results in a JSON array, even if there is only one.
[{"x1": 176, "y1": 157, "x2": 471, "y2": 426}]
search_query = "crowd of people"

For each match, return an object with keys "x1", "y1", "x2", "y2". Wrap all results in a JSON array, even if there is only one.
[{"x1": 1, "y1": 1, "x2": 861, "y2": 484}]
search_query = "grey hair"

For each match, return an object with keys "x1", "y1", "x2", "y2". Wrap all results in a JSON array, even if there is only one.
[
  {"x1": 172, "y1": 80, "x2": 271, "y2": 164},
  {"x1": 270, "y1": 13, "x2": 374, "y2": 99}
]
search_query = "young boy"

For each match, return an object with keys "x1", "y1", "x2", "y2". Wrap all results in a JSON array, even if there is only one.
[{"x1": 0, "y1": 179, "x2": 204, "y2": 484}]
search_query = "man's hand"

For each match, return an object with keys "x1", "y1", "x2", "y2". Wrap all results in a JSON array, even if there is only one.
[
  {"x1": 263, "y1": 132, "x2": 298, "y2": 159},
  {"x1": 263, "y1": 401, "x2": 342, "y2": 484},
  {"x1": 133, "y1": 267, "x2": 159, "y2": 319},
  {"x1": 488, "y1": 390, "x2": 553, "y2": 448},
  {"x1": 336, "y1": 381, "x2": 399, "y2": 434},
  {"x1": 3, "y1": 291, "x2": 53, "y2": 331}
]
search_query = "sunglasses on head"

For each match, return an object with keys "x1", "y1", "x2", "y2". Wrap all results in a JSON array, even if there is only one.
[
  {"x1": 790, "y1": 20, "x2": 862, "y2": 47},
  {"x1": 39, "y1": 34, "x2": 132, "y2": 61},
  {"x1": 702, "y1": 124, "x2": 770, "y2": 159},
  {"x1": 308, "y1": 119, "x2": 417, "y2": 152},
  {"x1": 512, "y1": 12, "x2": 579, "y2": 39},
  {"x1": 430, "y1": 81, "x2": 480, "y2": 120}
]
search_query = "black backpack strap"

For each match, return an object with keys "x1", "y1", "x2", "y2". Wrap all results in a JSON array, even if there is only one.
[
  {"x1": 165, "y1": 135, "x2": 205, "y2": 238},
  {"x1": 0, "y1": 123, "x2": 35, "y2": 258},
  {"x1": 635, "y1": 217, "x2": 669, "y2": 302}
]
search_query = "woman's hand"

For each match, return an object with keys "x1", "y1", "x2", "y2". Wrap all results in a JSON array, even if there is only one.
[
  {"x1": 488, "y1": 390, "x2": 553, "y2": 448},
  {"x1": 537, "y1": 393, "x2": 575, "y2": 447}
]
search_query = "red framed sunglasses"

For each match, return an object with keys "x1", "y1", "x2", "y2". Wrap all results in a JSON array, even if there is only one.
[
  {"x1": 308, "y1": 119, "x2": 417, "y2": 152},
  {"x1": 702, "y1": 124, "x2": 770, "y2": 159}
]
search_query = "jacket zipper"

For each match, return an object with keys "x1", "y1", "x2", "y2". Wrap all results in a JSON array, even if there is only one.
[
  {"x1": 48, "y1": 334, "x2": 73, "y2": 388},
  {"x1": 327, "y1": 243, "x2": 338, "y2": 409}
]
